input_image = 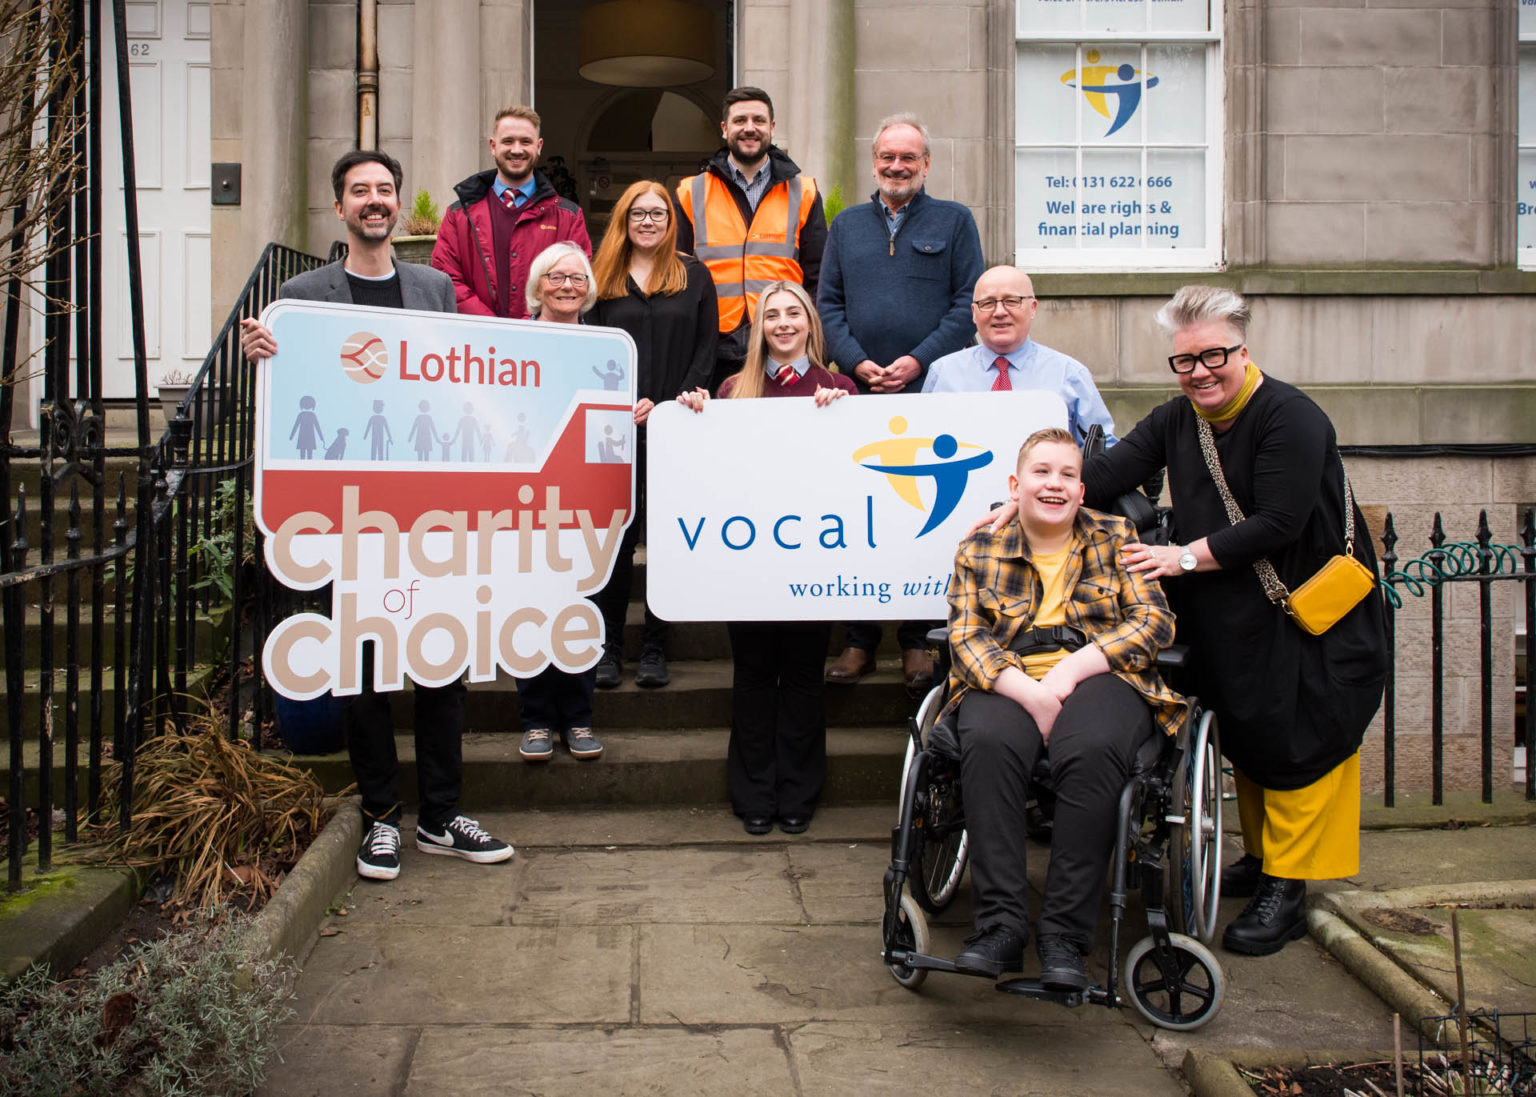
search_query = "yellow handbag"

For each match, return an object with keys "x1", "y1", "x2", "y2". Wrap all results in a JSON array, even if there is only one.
[{"x1": 1197, "y1": 419, "x2": 1376, "y2": 636}]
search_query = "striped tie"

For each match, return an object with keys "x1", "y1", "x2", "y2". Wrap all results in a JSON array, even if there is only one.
[
  {"x1": 775, "y1": 363, "x2": 798, "y2": 388},
  {"x1": 991, "y1": 356, "x2": 1012, "y2": 392},
  {"x1": 500, "y1": 188, "x2": 519, "y2": 210}
]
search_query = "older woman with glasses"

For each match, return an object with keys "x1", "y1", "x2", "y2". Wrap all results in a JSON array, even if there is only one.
[
  {"x1": 587, "y1": 181, "x2": 719, "y2": 690},
  {"x1": 514, "y1": 242, "x2": 605, "y2": 764},
  {"x1": 981, "y1": 285, "x2": 1387, "y2": 959}
]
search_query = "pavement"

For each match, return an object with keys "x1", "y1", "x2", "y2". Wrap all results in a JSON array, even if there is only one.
[{"x1": 241, "y1": 797, "x2": 1535, "y2": 1097}]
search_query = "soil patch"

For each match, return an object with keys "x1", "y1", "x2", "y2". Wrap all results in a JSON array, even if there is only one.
[{"x1": 1361, "y1": 907, "x2": 1447, "y2": 936}]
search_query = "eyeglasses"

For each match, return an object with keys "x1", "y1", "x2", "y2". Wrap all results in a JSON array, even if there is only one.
[
  {"x1": 1168, "y1": 344, "x2": 1243, "y2": 373},
  {"x1": 972, "y1": 296, "x2": 1034, "y2": 313},
  {"x1": 628, "y1": 208, "x2": 669, "y2": 223},
  {"x1": 874, "y1": 152, "x2": 925, "y2": 167},
  {"x1": 543, "y1": 271, "x2": 589, "y2": 287}
]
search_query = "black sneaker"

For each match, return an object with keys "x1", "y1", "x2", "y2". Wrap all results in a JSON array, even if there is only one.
[
  {"x1": 954, "y1": 924, "x2": 1027, "y2": 977},
  {"x1": 416, "y1": 815, "x2": 514, "y2": 863},
  {"x1": 634, "y1": 648, "x2": 670, "y2": 688},
  {"x1": 1037, "y1": 933, "x2": 1089, "y2": 990},
  {"x1": 357, "y1": 820, "x2": 401, "y2": 881},
  {"x1": 595, "y1": 645, "x2": 622, "y2": 689}
]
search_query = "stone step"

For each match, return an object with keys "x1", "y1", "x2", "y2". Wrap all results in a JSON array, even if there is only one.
[
  {"x1": 610, "y1": 602, "x2": 917, "y2": 660},
  {"x1": 10, "y1": 606, "x2": 214, "y2": 666}
]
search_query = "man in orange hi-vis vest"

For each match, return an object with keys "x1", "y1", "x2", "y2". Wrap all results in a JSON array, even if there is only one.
[{"x1": 676, "y1": 86, "x2": 827, "y2": 393}]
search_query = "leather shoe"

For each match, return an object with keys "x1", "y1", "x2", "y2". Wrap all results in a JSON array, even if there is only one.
[
  {"x1": 1037, "y1": 934, "x2": 1089, "y2": 991},
  {"x1": 954, "y1": 924, "x2": 1027, "y2": 977},
  {"x1": 1221, "y1": 852, "x2": 1263, "y2": 898},
  {"x1": 901, "y1": 649, "x2": 935, "y2": 696},
  {"x1": 825, "y1": 647, "x2": 874, "y2": 684},
  {"x1": 742, "y1": 814, "x2": 773, "y2": 836},
  {"x1": 777, "y1": 814, "x2": 811, "y2": 834},
  {"x1": 1222, "y1": 875, "x2": 1308, "y2": 956}
]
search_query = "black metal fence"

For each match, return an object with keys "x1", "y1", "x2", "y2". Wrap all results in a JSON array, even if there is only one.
[{"x1": 1377, "y1": 509, "x2": 1536, "y2": 807}]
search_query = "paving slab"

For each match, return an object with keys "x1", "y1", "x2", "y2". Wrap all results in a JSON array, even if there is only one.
[
  {"x1": 259, "y1": 1024, "x2": 419, "y2": 1097},
  {"x1": 401, "y1": 1025, "x2": 797, "y2": 1097}
]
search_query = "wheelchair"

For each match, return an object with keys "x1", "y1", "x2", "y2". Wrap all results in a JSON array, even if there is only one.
[{"x1": 878, "y1": 637, "x2": 1227, "y2": 1031}]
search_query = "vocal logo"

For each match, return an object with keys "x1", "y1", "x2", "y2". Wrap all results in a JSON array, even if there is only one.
[
  {"x1": 1061, "y1": 51, "x2": 1159, "y2": 138},
  {"x1": 853, "y1": 416, "x2": 992, "y2": 537}
]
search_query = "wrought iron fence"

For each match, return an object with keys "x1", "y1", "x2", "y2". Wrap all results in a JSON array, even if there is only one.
[{"x1": 1378, "y1": 508, "x2": 1536, "y2": 807}]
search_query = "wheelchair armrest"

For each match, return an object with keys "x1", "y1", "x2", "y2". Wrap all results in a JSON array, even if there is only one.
[
  {"x1": 1154, "y1": 645, "x2": 1189, "y2": 670},
  {"x1": 926, "y1": 626, "x2": 950, "y2": 650}
]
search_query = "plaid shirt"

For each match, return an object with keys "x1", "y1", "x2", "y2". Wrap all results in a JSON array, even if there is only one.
[{"x1": 944, "y1": 506, "x2": 1186, "y2": 736}]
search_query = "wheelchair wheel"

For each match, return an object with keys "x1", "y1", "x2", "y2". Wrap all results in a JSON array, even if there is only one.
[
  {"x1": 886, "y1": 891, "x2": 931, "y2": 990},
  {"x1": 905, "y1": 749, "x2": 968, "y2": 914},
  {"x1": 1124, "y1": 933, "x2": 1225, "y2": 1031},
  {"x1": 1167, "y1": 709, "x2": 1222, "y2": 944}
]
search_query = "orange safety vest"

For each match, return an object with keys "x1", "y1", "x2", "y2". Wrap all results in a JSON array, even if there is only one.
[{"x1": 677, "y1": 170, "x2": 817, "y2": 333}]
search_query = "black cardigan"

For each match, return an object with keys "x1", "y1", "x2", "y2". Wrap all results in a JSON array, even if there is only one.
[
  {"x1": 588, "y1": 254, "x2": 718, "y2": 405},
  {"x1": 1085, "y1": 376, "x2": 1388, "y2": 789}
]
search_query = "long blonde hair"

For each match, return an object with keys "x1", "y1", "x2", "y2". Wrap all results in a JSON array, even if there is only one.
[
  {"x1": 725, "y1": 281, "x2": 827, "y2": 399},
  {"x1": 592, "y1": 181, "x2": 688, "y2": 300}
]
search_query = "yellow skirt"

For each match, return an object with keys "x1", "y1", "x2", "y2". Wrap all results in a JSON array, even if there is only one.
[{"x1": 1234, "y1": 752, "x2": 1360, "y2": 880}]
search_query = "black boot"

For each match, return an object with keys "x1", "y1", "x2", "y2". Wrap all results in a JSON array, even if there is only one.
[
  {"x1": 1222, "y1": 875, "x2": 1308, "y2": 956},
  {"x1": 1221, "y1": 852, "x2": 1263, "y2": 898}
]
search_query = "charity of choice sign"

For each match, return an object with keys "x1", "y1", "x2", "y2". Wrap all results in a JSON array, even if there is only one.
[
  {"x1": 253, "y1": 300, "x2": 638, "y2": 700},
  {"x1": 645, "y1": 391, "x2": 1069, "y2": 621}
]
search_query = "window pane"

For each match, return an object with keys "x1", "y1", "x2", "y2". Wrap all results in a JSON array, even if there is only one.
[
  {"x1": 1079, "y1": 149, "x2": 1143, "y2": 248},
  {"x1": 1018, "y1": 45, "x2": 1079, "y2": 145},
  {"x1": 1148, "y1": 0, "x2": 1210, "y2": 33},
  {"x1": 1075, "y1": 45, "x2": 1152, "y2": 147},
  {"x1": 1522, "y1": 0, "x2": 1536, "y2": 36},
  {"x1": 1145, "y1": 44, "x2": 1206, "y2": 145},
  {"x1": 1146, "y1": 148, "x2": 1205, "y2": 247},
  {"x1": 1017, "y1": 149, "x2": 1081, "y2": 250},
  {"x1": 1017, "y1": 0, "x2": 1081, "y2": 35},
  {"x1": 1522, "y1": 44, "x2": 1536, "y2": 145},
  {"x1": 1084, "y1": 0, "x2": 1145, "y2": 34}
]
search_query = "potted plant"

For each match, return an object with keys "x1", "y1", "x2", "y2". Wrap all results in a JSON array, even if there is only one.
[
  {"x1": 392, "y1": 189, "x2": 441, "y2": 265},
  {"x1": 155, "y1": 368, "x2": 195, "y2": 420}
]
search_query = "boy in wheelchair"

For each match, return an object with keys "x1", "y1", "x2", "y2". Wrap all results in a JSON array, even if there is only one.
[{"x1": 945, "y1": 427, "x2": 1185, "y2": 988}]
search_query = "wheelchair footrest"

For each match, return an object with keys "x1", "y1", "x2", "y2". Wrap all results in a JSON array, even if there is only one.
[
  {"x1": 995, "y1": 978, "x2": 1110, "y2": 1009},
  {"x1": 883, "y1": 951, "x2": 990, "y2": 979}
]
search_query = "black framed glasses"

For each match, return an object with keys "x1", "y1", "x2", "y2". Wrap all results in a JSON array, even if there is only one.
[
  {"x1": 1168, "y1": 344, "x2": 1242, "y2": 373},
  {"x1": 972, "y1": 295, "x2": 1033, "y2": 313},
  {"x1": 628, "y1": 208, "x2": 669, "y2": 223}
]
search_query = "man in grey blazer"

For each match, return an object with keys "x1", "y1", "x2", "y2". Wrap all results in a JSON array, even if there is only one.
[{"x1": 240, "y1": 150, "x2": 512, "y2": 881}]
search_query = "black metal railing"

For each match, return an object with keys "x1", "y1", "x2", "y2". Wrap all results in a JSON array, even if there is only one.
[{"x1": 1377, "y1": 508, "x2": 1536, "y2": 807}]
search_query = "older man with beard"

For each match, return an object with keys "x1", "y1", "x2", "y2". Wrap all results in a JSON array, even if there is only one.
[{"x1": 817, "y1": 113, "x2": 984, "y2": 694}]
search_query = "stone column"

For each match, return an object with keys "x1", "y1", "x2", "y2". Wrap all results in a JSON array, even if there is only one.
[
  {"x1": 786, "y1": 0, "x2": 856, "y2": 208},
  {"x1": 239, "y1": 0, "x2": 308, "y2": 261},
  {"x1": 411, "y1": 0, "x2": 485, "y2": 220}
]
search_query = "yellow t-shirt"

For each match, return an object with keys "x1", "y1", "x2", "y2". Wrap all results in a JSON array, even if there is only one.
[{"x1": 1020, "y1": 541, "x2": 1073, "y2": 680}]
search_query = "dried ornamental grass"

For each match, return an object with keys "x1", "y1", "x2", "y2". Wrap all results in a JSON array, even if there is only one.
[{"x1": 83, "y1": 717, "x2": 338, "y2": 913}]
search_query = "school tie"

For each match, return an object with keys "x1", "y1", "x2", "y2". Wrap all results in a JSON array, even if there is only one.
[
  {"x1": 775, "y1": 363, "x2": 798, "y2": 388},
  {"x1": 991, "y1": 356, "x2": 1012, "y2": 392}
]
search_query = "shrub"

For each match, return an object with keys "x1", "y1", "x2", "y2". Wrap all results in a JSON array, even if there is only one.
[
  {"x1": 0, "y1": 917, "x2": 295, "y2": 1096},
  {"x1": 399, "y1": 189, "x2": 441, "y2": 235}
]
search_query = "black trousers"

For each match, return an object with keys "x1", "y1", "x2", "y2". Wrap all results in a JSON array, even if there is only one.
[
  {"x1": 958, "y1": 674, "x2": 1155, "y2": 949},
  {"x1": 726, "y1": 620, "x2": 830, "y2": 817},
  {"x1": 344, "y1": 646, "x2": 465, "y2": 831},
  {"x1": 843, "y1": 619, "x2": 938, "y2": 654},
  {"x1": 514, "y1": 665, "x2": 597, "y2": 732},
  {"x1": 592, "y1": 436, "x2": 669, "y2": 656}
]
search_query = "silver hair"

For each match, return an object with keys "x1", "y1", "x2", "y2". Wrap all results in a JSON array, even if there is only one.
[
  {"x1": 525, "y1": 241, "x2": 597, "y2": 317},
  {"x1": 1154, "y1": 284, "x2": 1251, "y2": 340},
  {"x1": 872, "y1": 113, "x2": 930, "y2": 157}
]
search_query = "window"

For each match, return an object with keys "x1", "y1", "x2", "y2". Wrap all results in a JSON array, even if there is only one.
[
  {"x1": 1014, "y1": 0, "x2": 1223, "y2": 269},
  {"x1": 1521, "y1": 0, "x2": 1535, "y2": 266}
]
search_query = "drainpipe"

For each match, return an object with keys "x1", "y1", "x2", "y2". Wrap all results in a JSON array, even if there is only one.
[{"x1": 357, "y1": 0, "x2": 379, "y2": 149}]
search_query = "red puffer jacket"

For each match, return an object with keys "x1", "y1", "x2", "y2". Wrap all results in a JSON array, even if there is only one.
[{"x1": 431, "y1": 169, "x2": 591, "y2": 319}]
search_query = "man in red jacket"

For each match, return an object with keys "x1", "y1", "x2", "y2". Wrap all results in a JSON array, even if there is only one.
[{"x1": 432, "y1": 105, "x2": 592, "y2": 319}]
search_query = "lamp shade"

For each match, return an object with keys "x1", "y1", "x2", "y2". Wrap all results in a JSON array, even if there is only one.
[{"x1": 578, "y1": 0, "x2": 715, "y2": 88}]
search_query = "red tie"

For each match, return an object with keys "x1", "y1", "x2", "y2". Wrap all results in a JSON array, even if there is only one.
[
  {"x1": 775, "y1": 363, "x2": 798, "y2": 388},
  {"x1": 500, "y1": 188, "x2": 519, "y2": 210},
  {"x1": 991, "y1": 356, "x2": 1012, "y2": 391}
]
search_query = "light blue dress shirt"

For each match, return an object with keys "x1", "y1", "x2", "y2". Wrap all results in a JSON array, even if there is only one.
[
  {"x1": 492, "y1": 176, "x2": 538, "y2": 208},
  {"x1": 920, "y1": 339, "x2": 1118, "y2": 445}
]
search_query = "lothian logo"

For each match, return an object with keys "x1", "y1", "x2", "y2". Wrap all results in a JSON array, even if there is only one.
[{"x1": 339, "y1": 331, "x2": 389, "y2": 384}]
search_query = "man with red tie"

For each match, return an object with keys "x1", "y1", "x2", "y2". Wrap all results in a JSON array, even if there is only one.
[
  {"x1": 921, "y1": 265, "x2": 1117, "y2": 447},
  {"x1": 433, "y1": 105, "x2": 591, "y2": 319}
]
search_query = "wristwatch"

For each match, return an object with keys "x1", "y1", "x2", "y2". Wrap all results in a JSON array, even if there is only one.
[{"x1": 1177, "y1": 546, "x2": 1198, "y2": 573}]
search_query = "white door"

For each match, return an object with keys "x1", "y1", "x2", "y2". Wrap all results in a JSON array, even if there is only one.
[{"x1": 96, "y1": 0, "x2": 212, "y2": 399}]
